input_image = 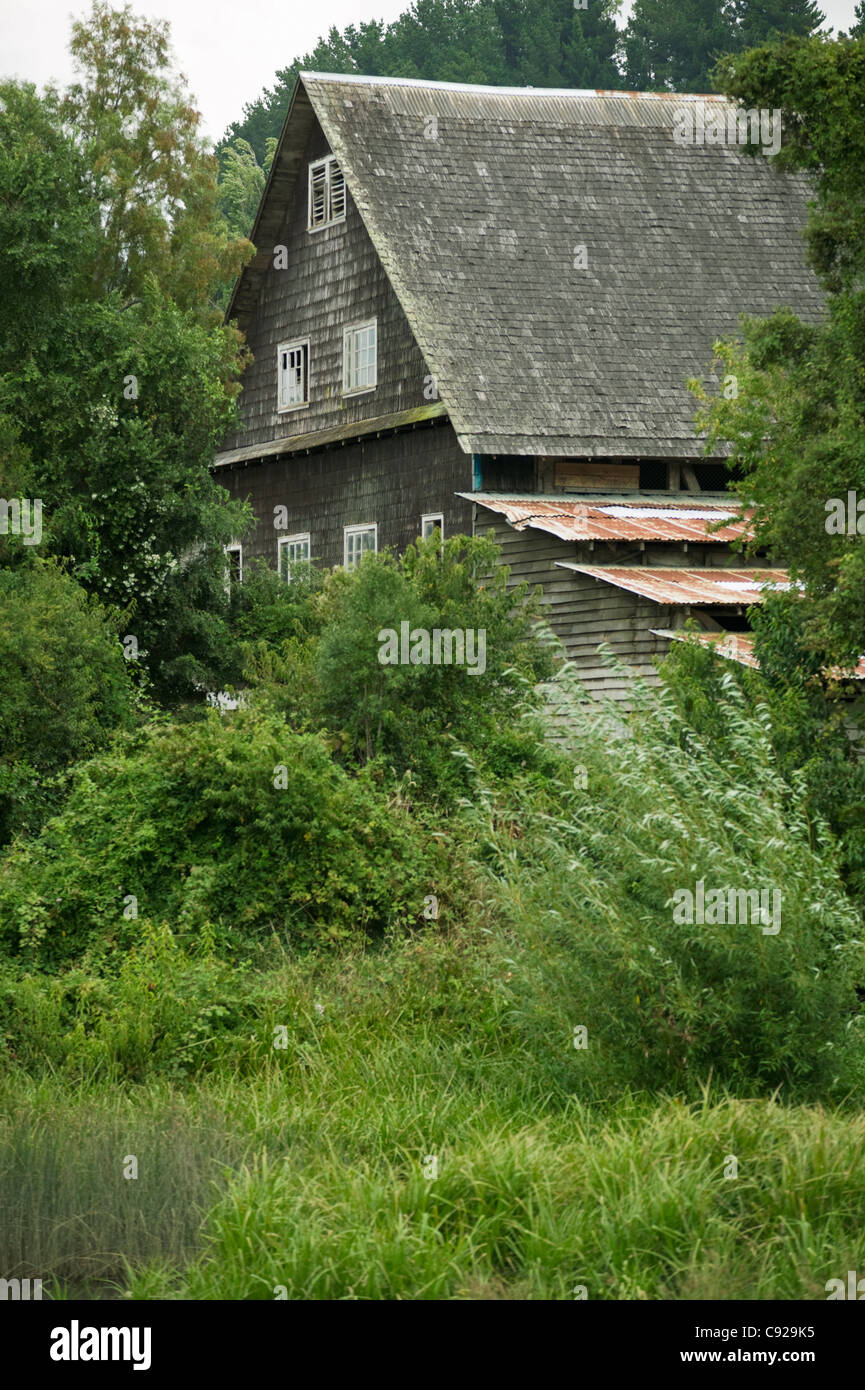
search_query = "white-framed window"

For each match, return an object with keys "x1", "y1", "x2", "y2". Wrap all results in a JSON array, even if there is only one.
[
  {"x1": 421, "y1": 513, "x2": 444, "y2": 543},
  {"x1": 344, "y1": 523, "x2": 377, "y2": 570},
  {"x1": 277, "y1": 339, "x2": 309, "y2": 411},
  {"x1": 278, "y1": 532, "x2": 311, "y2": 580},
  {"x1": 308, "y1": 155, "x2": 346, "y2": 230},
  {"x1": 343, "y1": 319, "x2": 377, "y2": 395},
  {"x1": 224, "y1": 543, "x2": 242, "y2": 592}
]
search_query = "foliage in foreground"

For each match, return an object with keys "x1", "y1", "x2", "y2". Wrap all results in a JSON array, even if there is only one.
[
  {"x1": 1, "y1": 646, "x2": 864, "y2": 1296},
  {"x1": 125, "y1": 1090, "x2": 865, "y2": 1301},
  {"x1": 463, "y1": 661, "x2": 865, "y2": 1101},
  {"x1": 2, "y1": 649, "x2": 863, "y2": 1103},
  {"x1": 0, "y1": 562, "x2": 138, "y2": 845},
  {"x1": 0, "y1": 919, "x2": 863, "y2": 1301},
  {"x1": 0, "y1": 708, "x2": 446, "y2": 968},
  {"x1": 3, "y1": 1045, "x2": 864, "y2": 1299}
]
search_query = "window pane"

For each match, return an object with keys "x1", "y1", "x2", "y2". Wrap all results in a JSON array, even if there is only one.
[
  {"x1": 281, "y1": 536, "x2": 310, "y2": 580},
  {"x1": 345, "y1": 324, "x2": 376, "y2": 391},
  {"x1": 279, "y1": 343, "x2": 308, "y2": 408},
  {"x1": 346, "y1": 527, "x2": 375, "y2": 569}
]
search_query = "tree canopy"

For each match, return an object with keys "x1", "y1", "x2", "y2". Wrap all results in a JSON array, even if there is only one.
[
  {"x1": 0, "y1": 7, "x2": 252, "y2": 704},
  {"x1": 223, "y1": 0, "x2": 826, "y2": 162},
  {"x1": 693, "y1": 35, "x2": 865, "y2": 672}
]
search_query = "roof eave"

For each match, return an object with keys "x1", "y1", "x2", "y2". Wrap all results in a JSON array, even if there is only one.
[{"x1": 224, "y1": 74, "x2": 316, "y2": 330}]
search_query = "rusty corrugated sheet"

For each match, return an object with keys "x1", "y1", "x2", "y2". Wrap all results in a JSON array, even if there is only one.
[
  {"x1": 463, "y1": 494, "x2": 751, "y2": 543},
  {"x1": 651, "y1": 628, "x2": 761, "y2": 668},
  {"x1": 653, "y1": 628, "x2": 865, "y2": 679},
  {"x1": 558, "y1": 564, "x2": 791, "y2": 606}
]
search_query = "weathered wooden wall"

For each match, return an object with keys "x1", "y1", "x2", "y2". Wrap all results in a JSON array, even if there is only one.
[
  {"x1": 222, "y1": 116, "x2": 433, "y2": 455},
  {"x1": 218, "y1": 416, "x2": 473, "y2": 571},
  {"x1": 475, "y1": 512, "x2": 758, "y2": 702}
]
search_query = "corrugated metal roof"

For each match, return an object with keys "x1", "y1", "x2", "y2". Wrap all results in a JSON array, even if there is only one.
[
  {"x1": 651, "y1": 628, "x2": 761, "y2": 668},
  {"x1": 463, "y1": 493, "x2": 751, "y2": 543},
  {"x1": 557, "y1": 564, "x2": 792, "y2": 606},
  {"x1": 652, "y1": 627, "x2": 865, "y2": 679}
]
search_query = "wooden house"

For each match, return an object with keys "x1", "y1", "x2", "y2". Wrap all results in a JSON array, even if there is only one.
[{"x1": 215, "y1": 74, "x2": 823, "y2": 697}]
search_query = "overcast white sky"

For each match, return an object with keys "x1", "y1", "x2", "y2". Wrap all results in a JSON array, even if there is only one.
[{"x1": 0, "y1": 0, "x2": 859, "y2": 141}]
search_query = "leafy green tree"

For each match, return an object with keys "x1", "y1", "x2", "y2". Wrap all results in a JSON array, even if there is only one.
[
  {"x1": 718, "y1": 34, "x2": 865, "y2": 291},
  {"x1": 0, "y1": 76, "x2": 251, "y2": 701},
  {"x1": 0, "y1": 562, "x2": 137, "y2": 843},
  {"x1": 60, "y1": 1, "x2": 251, "y2": 317},
  {"x1": 310, "y1": 534, "x2": 554, "y2": 797},
  {"x1": 690, "y1": 37, "x2": 865, "y2": 670},
  {"x1": 217, "y1": 138, "x2": 276, "y2": 242},
  {"x1": 0, "y1": 83, "x2": 100, "y2": 349},
  {"x1": 622, "y1": 0, "x2": 823, "y2": 92}
]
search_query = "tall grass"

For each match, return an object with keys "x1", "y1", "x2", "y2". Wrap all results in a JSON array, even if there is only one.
[
  {"x1": 123, "y1": 1089, "x2": 865, "y2": 1301},
  {"x1": 2, "y1": 655, "x2": 864, "y2": 1298},
  {"x1": 0, "y1": 1077, "x2": 244, "y2": 1296},
  {"x1": 461, "y1": 661, "x2": 865, "y2": 1098}
]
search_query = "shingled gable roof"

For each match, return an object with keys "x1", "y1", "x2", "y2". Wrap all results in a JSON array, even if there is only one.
[{"x1": 227, "y1": 73, "x2": 824, "y2": 459}]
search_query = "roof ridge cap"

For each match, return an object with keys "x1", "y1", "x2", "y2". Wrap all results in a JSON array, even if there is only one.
[{"x1": 300, "y1": 72, "x2": 726, "y2": 102}]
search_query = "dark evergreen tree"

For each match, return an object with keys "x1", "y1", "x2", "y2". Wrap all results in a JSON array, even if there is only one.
[
  {"x1": 223, "y1": 0, "x2": 622, "y2": 162},
  {"x1": 727, "y1": 0, "x2": 826, "y2": 53},
  {"x1": 623, "y1": 0, "x2": 731, "y2": 91},
  {"x1": 623, "y1": 0, "x2": 824, "y2": 92}
]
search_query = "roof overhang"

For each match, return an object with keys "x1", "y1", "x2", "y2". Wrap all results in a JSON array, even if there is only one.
[
  {"x1": 213, "y1": 402, "x2": 448, "y2": 468},
  {"x1": 464, "y1": 492, "x2": 752, "y2": 544},
  {"x1": 556, "y1": 564, "x2": 792, "y2": 606}
]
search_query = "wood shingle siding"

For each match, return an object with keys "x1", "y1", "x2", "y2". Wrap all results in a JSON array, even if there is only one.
[
  {"x1": 222, "y1": 117, "x2": 433, "y2": 457},
  {"x1": 219, "y1": 415, "x2": 473, "y2": 572},
  {"x1": 215, "y1": 74, "x2": 824, "y2": 704}
]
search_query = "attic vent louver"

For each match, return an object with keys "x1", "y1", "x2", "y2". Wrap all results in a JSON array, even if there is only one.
[
  {"x1": 308, "y1": 155, "x2": 346, "y2": 230},
  {"x1": 330, "y1": 161, "x2": 346, "y2": 220}
]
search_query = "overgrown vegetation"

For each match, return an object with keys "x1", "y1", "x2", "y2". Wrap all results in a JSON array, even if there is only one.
[
  {"x1": 2, "y1": 642, "x2": 865, "y2": 1297},
  {"x1": 1, "y1": 3, "x2": 864, "y2": 1303}
]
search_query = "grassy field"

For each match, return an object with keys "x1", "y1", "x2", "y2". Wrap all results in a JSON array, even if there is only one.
[
  {"x1": 2, "y1": 926, "x2": 864, "y2": 1301},
  {"x1": 2, "y1": 668, "x2": 864, "y2": 1300}
]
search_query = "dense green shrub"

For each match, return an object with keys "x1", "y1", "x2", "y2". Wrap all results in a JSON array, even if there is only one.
[
  {"x1": 0, "y1": 706, "x2": 447, "y2": 967},
  {"x1": 468, "y1": 661, "x2": 865, "y2": 1100},
  {"x1": 232, "y1": 535, "x2": 556, "y2": 803},
  {"x1": 661, "y1": 606, "x2": 865, "y2": 911},
  {"x1": 229, "y1": 556, "x2": 325, "y2": 650},
  {"x1": 0, "y1": 561, "x2": 137, "y2": 843}
]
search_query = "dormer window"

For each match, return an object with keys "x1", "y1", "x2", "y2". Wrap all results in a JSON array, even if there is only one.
[{"x1": 308, "y1": 156, "x2": 345, "y2": 230}]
